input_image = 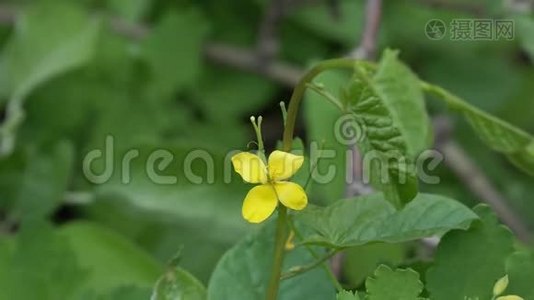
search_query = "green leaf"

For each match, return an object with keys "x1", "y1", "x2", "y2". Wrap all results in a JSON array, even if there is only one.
[
  {"x1": 290, "y1": 0, "x2": 364, "y2": 47},
  {"x1": 151, "y1": 257, "x2": 206, "y2": 300},
  {"x1": 107, "y1": 0, "x2": 152, "y2": 22},
  {"x1": 347, "y1": 50, "x2": 431, "y2": 205},
  {"x1": 294, "y1": 193, "x2": 478, "y2": 248},
  {"x1": 195, "y1": 68, "x2": 276, "y2": 122},
  {"x1": 11, "y1": 141, "x2": 73, "y2": 220},
  {"x1": 370, "y1": 50, "x2": 432, "y2": 157},
  {"x1": 0, "y1": 1, "x2": 100, "y2": 101},
  {"x1": 141, "y1": 9, "x2": 209, "y2": 99},
  {"x1": 423, "y1": 82, "x2": 534, "y2": 175},
  {"x1": 343, "y1": 243, "x2": 407, "y2": 287},
  {"x1": 82, "y1": 143, "x2": 251, "y2": 281},
  {"x1": 505, "y1": 250, "x2": 534, "y2": 299},
  {"x1": 337, "y1": 290, "x2": 361, "y2": 300},
  {"x1": 0, "y1": 221, "x2": 87, "y2": 300},
  {"x1": 516, "y1": 15, "x2": 534, "y2": 63},
  {"x1": 0, "y1": 1, "x2": 100, "y2": 154},
  {"x1": 59, "y1": 221, "x2": 163, "y2": 294},
  {"x1": 365, "y1": 265, "x2": 424, "y2": 300},
  {"x1": 426, "y1": 205, "x2": 515, "y2": 300},
  {"x1": 304, "y1": 70, "x2": 350, "y2": 204},
  {"x1": 208, "y1": 222, "x2": 336, "y2": 300}
]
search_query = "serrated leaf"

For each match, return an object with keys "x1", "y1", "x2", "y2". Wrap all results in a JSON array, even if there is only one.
[
  {"x1": 208, "y1": 221, "x2": 336, "y2": 300},
  {"x1": 371, "y1": 50, "x2": 431, "y2": 156},
  {"x1": 151, "y1": 262, "x2": 206, "y2": 300},
  {"x1": 365, "y1": 265, "x2": 424, "y2": 300},
  {"x1": 424, "y1": 83, "x2": 534, "y2": 175},
  {"x1": 337, "y1": 290, "x2": 360, "y2": 300},
  {"x1": 505, "y1": 250, "x2": 534, "y2": 299},
  {"x1": 426, "y1": 205, "x2": 515, "y2": 300},
  {"x1": 294, "y1": 193, "x2": 477, "y2": 248},
  {"x1": 346, "y1": 50, "x2": 431, "y2": 205}
]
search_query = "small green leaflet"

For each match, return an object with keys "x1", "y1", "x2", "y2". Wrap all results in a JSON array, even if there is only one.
[
  {"x1": 422, "y1": 82, "x2": 534, "y2": 175},
  {"x1": 294, "y1": 193, "x2": 478, "y2": 249},
  {"x1": 0, "y1": 1, "x2": 100, "y2": 155},
  {"x1": 365, "y1": 265, "x2": 425, "y2": 300}
]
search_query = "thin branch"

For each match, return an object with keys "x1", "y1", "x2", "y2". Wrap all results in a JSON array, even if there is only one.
[
  {"x1": 108, "y1": 16, "x2": 149, "y2": 40},
  {"x1": 280, "y1": 249, "x2": 338, "y2": 280},
  {"x1": 441, "y1": 141, "x2": 531, "y2": 242},
  {"x1": 344, "y1": 0, "x2": 383, "y2": 199},
  {"x1": 434, "y1": 117, "x2": 532, "y2": 243},
  {"x1": 255, "y1": 0, "x2": 286, "y2": 64},
  {"x1": 204, "y1": 43, "x2": 302, "y2": 87},
  {"x1": 0, "y1": 3, "x2": 15, "y2": 24},
  {"x1": 350, "y1": 0, "x2": 382, "y2": 60}
]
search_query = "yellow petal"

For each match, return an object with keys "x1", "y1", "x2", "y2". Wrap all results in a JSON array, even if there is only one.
[
  {"x1": 231, "y1": 152, "x2": 267, "y2": 184},
  {"x1": 274, "y1": 181, "x2": 307, "y2": 210},
  {"x1": 242, "y1": 184, "x2": 278, "y2": 223},
  {"x1": 267, "y1": 150, "x2": 304, "y2": 181}
]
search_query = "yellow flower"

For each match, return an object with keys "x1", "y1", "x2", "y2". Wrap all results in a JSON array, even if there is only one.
[{"x1": 231, "y1": 150, "x2": 308, "y2": 223}]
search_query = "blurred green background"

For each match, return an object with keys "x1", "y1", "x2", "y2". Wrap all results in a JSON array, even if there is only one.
[{"x1": 0, "y1": 0, "x2": 532, "y2": 299}]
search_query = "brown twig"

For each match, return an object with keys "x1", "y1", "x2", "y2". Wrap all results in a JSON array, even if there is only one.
[
  {"x1": 350, "y1": 0, "x2": 382, "y2": 60},
  {"x1": 0, "y1": 3, "x2": 15, "y2": 24},
  {"x1": 205, "y1": 43, "x2": 302, "y2": 86},
  {"x1": 255, "y1": 0, "x2": 286, "y2": 65},
  {"x1": 433, "y1": 116, "x2": 532, "y2": 243}
]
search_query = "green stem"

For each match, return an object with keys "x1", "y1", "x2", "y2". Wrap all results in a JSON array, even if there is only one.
[
  {"x1": 280, "y1": 249, "x2": 338, "y2": 280},
  {"x1": 282, "y1": 58, "x2": 358, "y2": 152},
  {"x1": 305, "y1": 83, "x2": 345, "y2": 112},
  {"x1": 267, "y1": 58, "x2": 359, "y2": 300},
  {"x1": 266, "y1": 206, "x2": 288, "y2": 300},
  {"x1": 288, "y1": 218, "x2": 344, "y2": 292}
]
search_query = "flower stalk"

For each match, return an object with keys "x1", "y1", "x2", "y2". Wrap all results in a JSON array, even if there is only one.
[{"x1": 266, "y1": 58, "x2": 358, "y2": 300}]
